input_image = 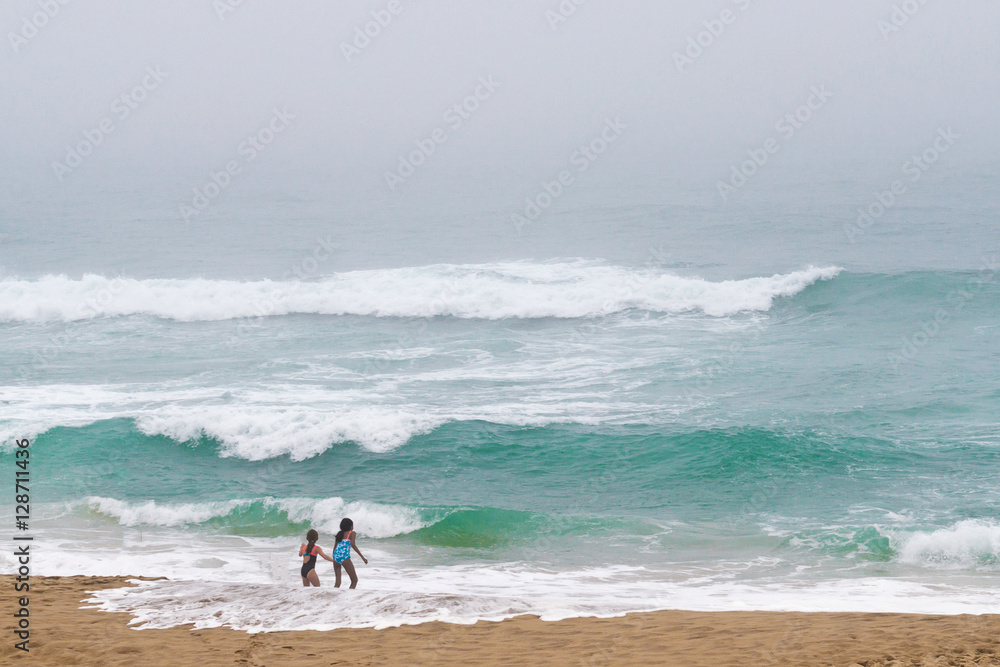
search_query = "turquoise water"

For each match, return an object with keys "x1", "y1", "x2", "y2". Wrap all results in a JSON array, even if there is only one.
[{"x1": 2, "y1": 174, "x2": 1000, "y2": 628}]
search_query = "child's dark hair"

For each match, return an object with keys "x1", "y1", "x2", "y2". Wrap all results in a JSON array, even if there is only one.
[
  {"x1": 305, "y1": 528, "x2": 319, "y2": 553},
  {"x1": 335, "y1": 518, "x2": 354, "y2": 544}
]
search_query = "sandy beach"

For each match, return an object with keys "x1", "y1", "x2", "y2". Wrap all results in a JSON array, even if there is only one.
[{"x1": 3, "y1": 576, "x2": 998, "y2": 666}]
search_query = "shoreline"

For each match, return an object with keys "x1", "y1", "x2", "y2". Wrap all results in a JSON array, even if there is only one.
[{"x1": 3, "y1": 576, "x2": 999, "y2": 666}]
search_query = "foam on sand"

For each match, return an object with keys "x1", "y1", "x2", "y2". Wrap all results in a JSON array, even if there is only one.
[{"x1": 83, "y1": 567, "x2": 1000, "y2": 632}]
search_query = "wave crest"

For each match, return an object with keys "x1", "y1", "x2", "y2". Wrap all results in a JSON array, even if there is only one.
[
  {"x1": 80, "y1": 496, "x2": 426, "y2": 539},
  {"x1": 898, "y1": 520, "x2": 1000, "y2": 569},
  {"x1": 0, "y1": 262, "x2": 841, "y2": 322},
  {"x1": 134, "y1": 406, "x2": 442, "y2": 458}
]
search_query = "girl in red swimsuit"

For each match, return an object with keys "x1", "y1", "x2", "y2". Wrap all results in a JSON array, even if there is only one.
[{"x1": 299, "y1": 529, "x2": 335, "y2": 587}]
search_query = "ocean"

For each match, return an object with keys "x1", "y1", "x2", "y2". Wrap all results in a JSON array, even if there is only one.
[{"x1": 2, "y1": 168, "x2": 999, "y2": 630}]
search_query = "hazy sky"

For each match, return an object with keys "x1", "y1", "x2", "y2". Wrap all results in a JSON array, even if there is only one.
[
  {"x1": 1, "y1": 1, "x2": 998, "y2": 278},
  {"x1": 3, "y1": 0, "x2": 998, "y2": 189}
]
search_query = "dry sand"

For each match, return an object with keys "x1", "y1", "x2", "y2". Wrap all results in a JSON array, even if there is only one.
[{"x1": 3, "y1": 575, "x2": 999, "y2": 666}]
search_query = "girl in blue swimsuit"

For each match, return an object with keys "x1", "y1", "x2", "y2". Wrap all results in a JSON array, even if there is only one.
[
  {"x1": 333, "y1": 518, "x2": 368, "y2": 589},
  {"x1": 299, "y1": 529, "x2": 336, "y2": 587}
]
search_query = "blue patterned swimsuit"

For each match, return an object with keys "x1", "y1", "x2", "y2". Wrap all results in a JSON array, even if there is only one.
[{"x1": 333, "y1": 531, "x2": 353, "y2": 563}]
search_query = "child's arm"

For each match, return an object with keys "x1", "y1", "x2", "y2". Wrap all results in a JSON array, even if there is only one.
[
  {"x1": 317, "y1": 547, "x2": 335, "y2": 562},
  {"x1": 351, "y1": 532, "x2": 368, "y2": 564}
]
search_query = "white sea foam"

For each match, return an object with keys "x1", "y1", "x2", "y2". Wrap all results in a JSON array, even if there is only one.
[
  {"x1": 79, "y1": 496, "x2": 425, "y2": 538},
  {"x1": 134, "y1": 405, "x2": 444, "y2": 457},
  {"x1": 0, "y1": 262, "x2": 840, "y2": 322},
  {"x1": 83, "y1": 496, "x2": 242, "y2": 527},
  {"x1": 82, "y1": 569, "x2": 1000, "y2": 632},
  {"x1": 0, "y1": 380, "x2": 678, "y2": 456},
  {"x1": 898, "y1": 520, "x2": 1000, "y2": 569},
  {"x1": 278, "y1": 497, "x2": 426, "y2": 538}
]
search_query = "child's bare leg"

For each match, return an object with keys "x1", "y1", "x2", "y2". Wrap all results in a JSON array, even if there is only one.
[
  {"x1": 301, "y1": 576, "x2": 310, "y2": 587},
  {"x1": 307, "y1": 570, "x2": 321, "y2": 587},
  {"x1": 343, "y1": 559, "x2": 359, "y2": 589},
  {"x1": 333, "y1": 561, "x2": 342, "y2": 588}
]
